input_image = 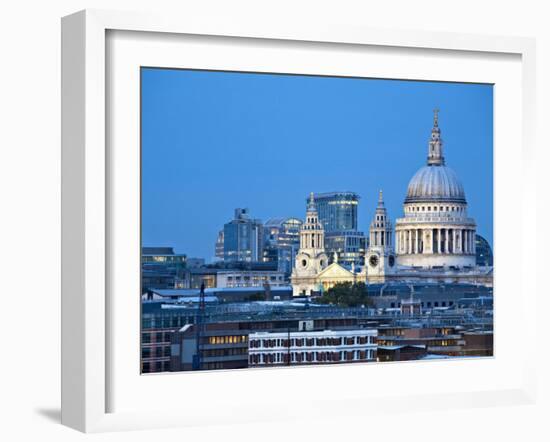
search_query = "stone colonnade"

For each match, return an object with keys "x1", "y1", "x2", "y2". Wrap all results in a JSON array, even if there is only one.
[{"x1": 397, "y1": 228, "x2": 475, "y2": 255}]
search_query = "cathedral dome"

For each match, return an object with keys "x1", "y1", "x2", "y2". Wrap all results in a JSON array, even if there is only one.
[
  {"x1": 405, "y1": 165, "x2": 466, "y2": 204},
  {"x1": 404, "y1": 109, "x2": 466, "y2": 204}
]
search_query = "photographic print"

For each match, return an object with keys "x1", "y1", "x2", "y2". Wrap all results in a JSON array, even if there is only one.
[{"x1": 140, "y1": 68, "x2": 493, "y2": 373}]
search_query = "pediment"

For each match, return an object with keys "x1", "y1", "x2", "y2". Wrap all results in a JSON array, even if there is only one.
[{"x1": 318, "y1": 263, "x2": 354, "y2": 279}]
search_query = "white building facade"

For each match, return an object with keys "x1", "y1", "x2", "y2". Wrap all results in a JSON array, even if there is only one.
[
  {"x1": 395, "y1": 109, "x2": 477, "y2": 268},
  {"x1": 248, "y1": 328, "x2": 377, "y2": 366},
  {"x1": 290, "y1": 193, "x2": 329, "y2": 296},
  {"x1": 216, "y1": 270, "x2": 286, "y2": 289},
  {"x1": 288, "y1": 111, "x2": 489, "y2": 295},
  {"x1": 364, "y1": 190, "x2": 397, "y2": 282}
]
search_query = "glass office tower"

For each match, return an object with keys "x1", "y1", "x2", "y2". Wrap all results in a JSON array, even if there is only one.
[
  {"x1": 313, "y1": 192, "x2": 359, "y2": 231},
  {"x1": 310, "y1": 192, "x2": 367, "y2": 268},
  {"x1": 263, "y1": 217, "x2": 303, "y2": 276},
  {"x1": 223, "y1": 208, "x2": 264, "y2": 262}
]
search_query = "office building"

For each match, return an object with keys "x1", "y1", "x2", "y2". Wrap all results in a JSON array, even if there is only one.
[
  {"x1": 311, "y1": 191, "x2": 366, "y2": 267},
  {"x1": 263, "y1": 217, "x2": 302, "y2": 275},
  {"x1": 313, "y1": 191, "x2": 360, "y2": 231},
  {"x1": 216, "y1": 269, "x2": 286, "y2": 289},
  {"x1": 248, "y1": 328, "x2": 377, "y2": 366},
  {"x1": 215, "y1": 230, "x2": 224, "y2": 260},
  {"x1": 141, "y1": 247, "x2": 187, "y2": 291},
  {"x1": 223, "y1": 208, "x2": 264, "y2": 262}
]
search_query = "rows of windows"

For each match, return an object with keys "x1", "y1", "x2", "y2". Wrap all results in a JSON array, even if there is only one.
[
  {"x1": 142, "y1": 316, "x2": 194, "y2": 329},
  {"x1": 142, "y1": 331, "x2": 172, "y2": 344},
  {"x1": 377, "y1": 339, "x2": 458, "y2": 347},
  {"x1": 141, "y1": 346, "x2": 171, "y2": 359},
  {"x1": 407, "y1": 205, "x2": 464, "y2": 213},
  {"x1": 142, "y1": 361, "x2": 170, "y2": 373},
  {"x1": 250, "y1": 349, "x2": 375, "y2": 364},
  {"x1": 378, "y1": 328, "x2": 406, "y2": 336},
  {"x1": 226, "y1": 275, "x2": 283, "y2": 282},
  {"x1": 207, "y1": 335, "x2": 248, "y2": 345},
  {"x1": 428, "y1": 340, "x2": 457, "y2": 347},
  {"x1": 388, "y1": 301, "x2": 454, "y2": 308},
  {"x1": 202, "y1": 347, "x2": 248, "y2": 357},
  {"x1": 204, "y1": 362, "x2": 225, "y2": 370},
  {"x1": 249, "y1": 335, "x2": 375, "y2": 349}
]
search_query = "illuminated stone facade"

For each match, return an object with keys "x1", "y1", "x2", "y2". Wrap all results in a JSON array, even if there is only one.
[
  {"x1": 290, "y1": 193, "x2": 329, "y2": 296},
  {"x1": 363, "y1": 190, "x2": 397, "y2": 283},
  {"x1": 290, "y1": 110, "x2": 491, "y2": 296},
  {"x1": 395, "y1": 109, "x2": 476, "y2": 268}
]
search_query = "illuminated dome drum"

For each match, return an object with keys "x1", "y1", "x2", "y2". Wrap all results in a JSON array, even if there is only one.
[{"x1": 395, "y1": 110, "x2": 477, "y2": 269}]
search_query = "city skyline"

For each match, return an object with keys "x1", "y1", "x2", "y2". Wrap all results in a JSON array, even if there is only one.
[{"x1": 141, "y1": 68, "x2": 493, "y2": 261}]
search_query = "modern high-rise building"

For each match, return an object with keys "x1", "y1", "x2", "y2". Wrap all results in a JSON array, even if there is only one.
[
  {"x1": 141, "y1": 247, "x2": 187, "y2": 291},
  {"x1": 310, "y1": 191, "x2": 367, "y2": 268},
  {"x1": 262, "y1": 217, "x2": 302, "y2": 276},
  {"x1": 313, "y1": 191, "x2": 359, "y2": 231},
  {"x1": 214, "y1": 230, "x2": 224, "y2": 260},
  {"x1": 223, "y1": 208, "x2": 264, "y2": 262}
]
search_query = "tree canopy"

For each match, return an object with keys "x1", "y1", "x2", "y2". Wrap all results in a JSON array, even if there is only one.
[{"x1": 316, "y1": 282, "x2": 374, "y2": 308}]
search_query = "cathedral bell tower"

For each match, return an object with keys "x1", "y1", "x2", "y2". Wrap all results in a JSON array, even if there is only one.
[
  {"x1": 365, "y1": 190, "x2": 396, "y2": 283},
  {"x1": 291, "y1": 192, "x2": 329, "y2": 296}
]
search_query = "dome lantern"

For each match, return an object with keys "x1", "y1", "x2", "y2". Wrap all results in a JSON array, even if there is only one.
[
  {"x1": 404, "y1": 109, "x2": 466, "y2": 204},
  {"x1": 427, "y1": 108, "x2": 445, "y2": 166}
]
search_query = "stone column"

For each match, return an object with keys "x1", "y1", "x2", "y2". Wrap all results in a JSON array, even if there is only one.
[
  {"x1": 458, "y1": 229, "x2": 462, "y2": 253},
  {"x1": 397, "y1": 231, "x2": 401, "y2": 253},
  {"x1": 396, "y1": 231, "x2": 399, "y2": 252}
]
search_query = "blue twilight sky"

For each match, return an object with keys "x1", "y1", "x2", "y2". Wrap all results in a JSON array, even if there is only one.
[{"x1": 141, "y1": 68, "x2": 493, "y2": 261}]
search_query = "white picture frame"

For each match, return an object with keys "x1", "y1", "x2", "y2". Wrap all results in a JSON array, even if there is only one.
[{"x1": 61, "y1": 9, "x2": 537, "y2": 433}]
